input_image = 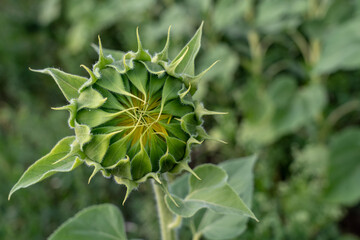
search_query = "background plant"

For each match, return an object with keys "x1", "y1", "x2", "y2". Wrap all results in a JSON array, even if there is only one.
[{"x1": 1, "y1": 0, "x2": 360, "y2": 239}]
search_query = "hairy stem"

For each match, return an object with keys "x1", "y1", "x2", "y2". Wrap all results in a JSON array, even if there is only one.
[{"x1": 152, "y1": 180, "x2": 176, "y2": 240}]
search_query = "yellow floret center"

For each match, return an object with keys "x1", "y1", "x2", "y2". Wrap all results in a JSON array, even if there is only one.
[{"x1": 117, "y1": 93, "x2": 171, "y2": 146}]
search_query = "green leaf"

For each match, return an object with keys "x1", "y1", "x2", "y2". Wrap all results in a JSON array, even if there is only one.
[
  {"x1": 166, "y1": 136, "x2": 186, "y2": 161},
  {"x1": 9, "y1": 136, "x2": 83, "y2": 199},
  {"x1": 159, "y1": 153, "x2": 177, "y2": 173},
  {"x1": 160, "y1": 76, "x2": 182, "y2": 110},
  {"x1": 149, "y1": 135, "x2": 167, "y2": 171},
  {"x1": 195, "y1": 155, "x2": 257, "y2": 239},
  {"x1": 102, "y1": 136, "x2": 130, "y2": 168},
  {"x1": 165, "y1": 164, "x2": 257, "y2": 221},
  {"x1": 140, "y1": 61, "x2": 165, "y2": 76},
  {"x1": 75, "y1": 123, "x2": 92, "y2": 150},
  {"x1": 84, "y1": 132, "x2": 120, "y2": 163},
  {"x1": 314, "y1": 16, "x2": 360, "y2": 74},
  {"x1": 31, "y1": 68, "x2": 87, "y2": 101},
  {"x1": 326, "y1": 128, "x2": 360, "y2": 205},
  {"x1": 161, "y1": 122, "x2": 189, "y2": 142},
  {"x1": 213, "y1": 0, "x2": 249, "y2": 31},
  {"x1": 110, "y1": 158, "x2": 132, "y2": 179},
  {"x1": 148, "y1": 74, "x2": 166, "y2": 98},
  {"x1": 162, "y1": 99, "x2": 193, "y2": 117},
  {"x1": 130, "y1": 147, "x2": 152, "y2": 180},
  {"x1": 181, "y1": 113, "x2": 200, "y2": 136},
  {"x1": 255, "y1": 0, "x2": 306, "y2": 34},
  {"x1": 135, "y1": 27, "x2": 152, "y2": 61},
  {"x1": 77, "y1": 109, "x2": 116, "y2": 128},
  {"x1": 94, "y1": 86, "x2": 125, "y2": 111},
  {"x1": 77, "y1": 87, "x2": 107, "y2": 110},
  {"x1": 93, "y1": 36, "x2": 114, "y2": 71},
  {"x1": 189, "y1": 164, "x2": 227, "y2": 191},
  {"x1": 172, "y1": 22, "x2": 203, "y2": 75},
  {"x1": 97, "y1": 68, "x2": 139, "y2": 101},
  {"x1": 240, "y1": 80, "x2": 327, "y2": 145},
  {"x1": 48, "y1": 204, "x2": 127, "y2": 240},
  {"x1": 77, "y1": 108, "x2": 135, "y2": 128},
  {"x1": 126, "y1": 61, "x2": 148, "y2": 97}
]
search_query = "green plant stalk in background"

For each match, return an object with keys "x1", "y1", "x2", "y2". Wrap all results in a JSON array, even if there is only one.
[{"x1": 152, "y1": 181, "x2": 176, "y2": 240}]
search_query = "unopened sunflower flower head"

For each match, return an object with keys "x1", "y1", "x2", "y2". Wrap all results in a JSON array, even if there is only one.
[{"x1": 9, "y1": 23, "x2": 225, "y2": 203}]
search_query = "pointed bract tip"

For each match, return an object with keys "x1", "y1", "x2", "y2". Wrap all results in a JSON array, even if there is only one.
[
  {"x1": 136, "y1": 27, "x2": 142, "y2": 50},
  {"x1": 168, "y1": 25, "x2": 172, "y2": 33},
  {"x1": 8, "y1": 192, "x2": 12, "y2": 201},
  {"x1": 191, "y1": 171, "x2": 201, "y2": 181},
  {"x1": 122, "y1": 188, "x2": 131, "y2": 206},
  {"x1": 164, "y1": 25, "x2": 171, "y2": 48},
  {"x1": 154, "y1": 26, "x2": 172, "y2": 62},
  {"x1": 80, "y1": 64, "x2": 96, "y2": 80},
  {"x1": 194, "y1": 60, "x2": 219, "y2": 80},
  {"x1": 29, "y1": 67, "x2": 46, "y2": 73},
  {"x1": 196, "y1": 21, "x2": 204, "y2": 34},
  {"x1": 97, "y1": 35, "x2": 103, "y2": 55},
  {"x1": 88, "y1": 166, "x2": 100, "y2": 184},
  {"x1": 182, "y1": 163, "x2": 201, "y2": 180},
  {"x1": 88, "y1": 172, "x2": 96, "y2": 184},
  {"x1": 168, "y1": 46, "x2": 189, "y2": 73},
  {"x1": 165, "y1": 25, "x2": 171, "y2": 45},
  {"x1": 218, "y1": 139, "x2": 228, "y2": 144}
]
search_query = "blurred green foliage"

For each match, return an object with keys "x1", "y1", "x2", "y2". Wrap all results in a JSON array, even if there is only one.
[{"x1": 1, "y1": 0, "x2": 360, "y2": 239}]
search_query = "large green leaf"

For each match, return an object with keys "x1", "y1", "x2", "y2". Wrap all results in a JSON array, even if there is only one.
[
  {"x1": 212, "y1": 0, "x2": 249, "y2": 31},
  {"x1": 48, "y1": 204, "x2": 127, "y2": 240},
  {"x1": 165, "y1": 164, "x2": 257, "y2": 221},
  {"x1": 195, "y1": 155, "x2": 257, "y2": 239},
  {"x1": 314, "y1": 16, "x2": 360, "y2": 74},
  {"x1": 255, "y1": 0, "x2": 307, "y2": 34},
  {"x1": 9, "y1": 136, "x2": 83, "y2": 199},
  {"x1": 326, "y1": 128, "x2": 360, "y2": 205},
  {"x1": 172, "y1": 156, "x2": 258, "y2": 240},
  {"x1": 240, "y1": 79, "x2": 327, "y2": 146}
]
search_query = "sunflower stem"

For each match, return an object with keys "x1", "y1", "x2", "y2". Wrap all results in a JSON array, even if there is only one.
[{"x1": 152, "y1": 180, "x2": 177, "y2": 240}]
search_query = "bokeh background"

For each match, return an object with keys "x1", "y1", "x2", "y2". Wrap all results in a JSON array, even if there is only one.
[{"x1": 1, "y1": 0, "x2": 360, "y2": 239}]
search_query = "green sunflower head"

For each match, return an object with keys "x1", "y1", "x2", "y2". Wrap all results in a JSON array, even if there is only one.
[{"x1": 10, "y1": 23, "x2": 224, "y2": 203}]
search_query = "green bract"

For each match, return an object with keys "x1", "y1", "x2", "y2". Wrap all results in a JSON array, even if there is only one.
[{"x1": 9, "y1": 23, "x2": 223, "y2": 203}]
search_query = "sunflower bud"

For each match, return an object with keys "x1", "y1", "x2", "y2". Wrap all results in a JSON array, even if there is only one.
[{"x1": 11, "y1": 23, "x2": 223, "y2": 203}]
